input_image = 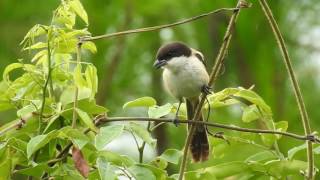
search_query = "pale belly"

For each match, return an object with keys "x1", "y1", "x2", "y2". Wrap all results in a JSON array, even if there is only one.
[{"x1": 163, "y1": 64, "x2": 209, "y2": 99}]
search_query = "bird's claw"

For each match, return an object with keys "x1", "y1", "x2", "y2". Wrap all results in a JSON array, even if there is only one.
[
  {"x1": 201, "y1": 85, "x2": 212, "y2": 95},
  {"x1": 213, "y1": 131, "x2": 230, "y2": 145}
]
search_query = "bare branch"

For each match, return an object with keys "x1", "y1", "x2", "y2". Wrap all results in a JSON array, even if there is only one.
[{"x1": 80, "y1": 8, "x2": 243, "y2": 42}]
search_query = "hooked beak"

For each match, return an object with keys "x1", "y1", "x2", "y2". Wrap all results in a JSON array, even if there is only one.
[{"x1": 153, "y1": 60, "x2": 167, "y2": 69}]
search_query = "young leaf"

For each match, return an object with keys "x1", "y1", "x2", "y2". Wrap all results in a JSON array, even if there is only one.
[
  {"x1": 95, "y1": 124, "x2": 124, "y2": 151},
  {"x1": 15, "y1": 164, "x2": 47, "y2": 177},
  {"x1": 83, "y1": 41, "x2": 97, "y2": 53},
  {"x1": 159, "y1": 149, "x2": 183, "y2": 164},
  {"x1": 242, "y1": 105, "x2": 260, "y2": 123},
  {"x1": 274, "y1": 121, "x2": 288, "y2": 139},
  {"x1": 123, "y1": 97, "x2": 156, "y2": 109},
  {"x1": 74, "y1": 64, "x2": 87, "y2": 88},
  {"x1": 128, "y1": 122, "x2": 157, "y2": 148},
  {"x1": 148, "y1": 103, "x2": 173, "y2": 118},
  {"x1": 69, "y1": 0, "x2": 89, "y2": 24},
  {"x1": 72, "y1": 146, "x2": 90, "y2": 178},
  {"x1": 75, "y1": 108, "x2": 97, "y2": 132},
  {"x1": 128, "y1": 164, "x2": 156, "y2": 180},
  {"x1": 85, "y1": 65, "x2": 98, "y2": 98},
  {"x1": 98, "y1": 151, "x2": 135, "y2": 167},
  {"x1": 264, "y1": 160, "x2": 308, "y2": 178},
  {"x1": 3, "y1": 63, "x2": 23, "y2": 84},
  {"x1": 27, "y1": 130, "x2": 58, "y2": 158},
  {"x1": 96, "y1": 157, "x2": 117, "y2": 180},
  {"x1": 23, "y1": 42, "x2": 47, "y2": 51},
  {"x1": 245, "y1": 151, "x2": 277, "y2": 162},
  {"x1": 17, "y1": 104, "x2": 37, "y2": 117},
  {"x1": 58, "y1": 126, "x2": 90, "y2": 149}
]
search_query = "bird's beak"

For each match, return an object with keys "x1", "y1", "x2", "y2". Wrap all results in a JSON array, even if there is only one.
[{"x1": 153, "y1": 60, "x2": 167, "y2": 69}]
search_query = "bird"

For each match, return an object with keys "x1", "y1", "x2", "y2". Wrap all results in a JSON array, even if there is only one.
[{"x1": 153, "y1": 41, "x2": 211, "y2": 162}]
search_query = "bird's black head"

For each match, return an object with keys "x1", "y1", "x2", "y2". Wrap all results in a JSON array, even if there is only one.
[{"x1": 154, "y1": 42, "x2": 192, "y2": 69}]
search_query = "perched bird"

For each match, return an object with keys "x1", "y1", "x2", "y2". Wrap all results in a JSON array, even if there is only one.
[{"x1": 154, "y1": 41, "x2": 211, "y2": 162}]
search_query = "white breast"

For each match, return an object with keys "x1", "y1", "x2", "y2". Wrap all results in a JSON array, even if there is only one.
[{"x1": 162, "y1": 56, "x2": 209, "y2": 100}]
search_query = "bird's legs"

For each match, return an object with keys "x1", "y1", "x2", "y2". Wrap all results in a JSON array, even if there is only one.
[{"x1": 173, "y1": 100, "x2": 182, "y2": 127}]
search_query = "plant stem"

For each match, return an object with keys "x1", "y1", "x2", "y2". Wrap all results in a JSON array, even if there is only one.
[
  {"x1": 178, "y1": 1, "x2": 248, "y2": 179},
  {"x1": 138, "y1": 122, "x2": 151, "y2": 163},
  {"x1": 258, "y1": 0, "x2": 314, "y2": 178},
  {"x1": 81, "y1": 8, "x2": 244, "y2": 42},
  {"x1": 71, "y1": 41, "x2": 83, "y2": 128},
  {"x1": 39, "y1": 35, "x2": 52, "y2": 132}
]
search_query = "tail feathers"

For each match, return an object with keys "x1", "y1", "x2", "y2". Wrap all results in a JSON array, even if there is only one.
[
  {"x1": 186, "y1": 98, "x2": 210, "y2": 162},
  {"x1": 190, "y1": 125, "x2": 209, "y2": 162}
]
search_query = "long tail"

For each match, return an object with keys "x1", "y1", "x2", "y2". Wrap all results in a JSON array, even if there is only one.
[{"x1": 186, "y1": 99, "x2": 209, "y2": 162}]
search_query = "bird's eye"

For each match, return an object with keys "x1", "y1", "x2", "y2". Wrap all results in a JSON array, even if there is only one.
[{"x1": 195, "y1": 53, "x2": 204, "y2": 62}]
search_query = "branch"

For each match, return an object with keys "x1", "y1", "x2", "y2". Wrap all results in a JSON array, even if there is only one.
[
  {"x1": 178, "y1": 1, "x2": 250, "y2": 179},
  {"x1": 258, "y1": 0, "x2": 314, "y2": 178},
  {"x1": 0, "y1": 118, "x2": 26, "y2": 137},
  {"x1": 80, "y1": 8, "x2": 242, "y2": 42},
  {"x1": 101, "y1": 117, "x2": 320, "y2": 143}
]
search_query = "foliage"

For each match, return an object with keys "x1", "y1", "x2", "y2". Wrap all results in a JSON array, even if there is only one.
[{"x1": 0, "y1": 0, "x2": 318, "y2": 180}]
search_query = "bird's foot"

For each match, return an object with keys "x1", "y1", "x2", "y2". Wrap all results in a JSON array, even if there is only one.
[
  {"x1": 212, "y1": 131, "x2": 230, "y2": 145},
  {"x1": 201, "y1": 85, "x2": 212, "y2": 95}
]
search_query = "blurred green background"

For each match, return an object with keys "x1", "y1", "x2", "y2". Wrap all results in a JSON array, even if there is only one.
[{"x1": 1, "y1": 0, "x2": 320, "y2": 177}]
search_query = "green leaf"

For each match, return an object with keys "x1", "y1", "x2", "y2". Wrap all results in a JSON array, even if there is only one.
[
  {"x1": 148, "y1": 103, "x2": 173, "y2": 118},
  {"x1": 77, "y1": 99, "x2": 108, "y2": 114},
  {"x1": 74, "y1": 64, "x2": 87, "y2": 88},
  {"x1": 260, "y1": 134, "x2": 277, "y2": 147},
  {"x1": 83, "y1": 41, "x2": 97, "y2": 53},
  {"x1": 85, "y1": 65, "x2": 98, "y2": 98},
  {"x1": 242, "y1": 105, "x2": 260, "y2": 123},
  {"x1": 3, "y1": 63, "x2": 23, "y2": 83},
  {"x1": 15, "y1": 164, "x2": 47, "y2": 177},
  {"x1": 98, "y1": 151, "x2": 135, "y2": 167},
  {"x1": 151, "y1": 157, "x2": 168, "y2": 169},
  {"x1": 183, "y1": 171, "x2": 216, "y2": 180},
  {"x1": 205, "y1": 162, "x2": 250, "y2": 178},
  {"x1": 76, "y1": 108, "x2": 97, "y2": 132},
  {"x1": 135, "y1": 164, "x2": 168, "y2": 180},
  {"x1": 97, "y1": 157, "x2": 117, "y2": 180},
  {"x1": 31, "y1": 49, "x2": 47, "y2": 62},
  {"x1": 245, "y1": 151, "x2": 277, "y2": 162},
  {"x1": 0, "y1": 148, "x2": 11, "y2": 180},
  {"x1": 17, "y1": 104, "x2": 37, "y2": 117},
  {"x1": 69, "y1": 0, "x2": 88, "y2": 24},
  {"x1": 128, "y1": 164, "x2": 156, "y2": 180},
  {"x1": 95, "y1": 124, "x2": 124, "y2": 151},
  {"x1": 123, "y1": 97, "x2": 156, "y2": 109},
  {"x1": 27, "y1": 130, "x2": 58, "y2": 158},
  {"x1": 275, "y1": 121, "x2": 288, "y2": 139},
  {"x1": 23, "y1": 42, "x2": 47, "y2": 51},
  {"x1": 264, "y1": 160, "x2": 308, "y2": 178},
  {"x1": 58, "y1": 126, "x2": 90, "y2": 149},
  {"x1": 288, "y1": 144, "x2": 304, "y2": 160},
  {"x1": 128, "y1": 122, "x2": 157, "y2": 148},
  {"x1": 159, "y1": 149, "x2": 183, "y2": 164}
]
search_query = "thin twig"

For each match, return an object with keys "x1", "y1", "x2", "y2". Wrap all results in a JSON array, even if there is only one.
[
  {"x1": 102, "y1": 117, "x2": 319, "y2": 143},
  {"x1": 80, "y1": 8, "x2": 241, "y2": 42},
  {"x1": 0, "y1": 118, "x2": 26, "y2": 136},
  {"x1": 71, "y1": 41, "x2": 83, "y2": 128},
  {"x1": 258, "y1": 0, "x2": 314, "y2": 179},
  {"x1": 138, "y1": 122, "x2": 151, "y2": 163},
  {"x1": 178, "y1": 1, "x2": 248, "y2": 179}
]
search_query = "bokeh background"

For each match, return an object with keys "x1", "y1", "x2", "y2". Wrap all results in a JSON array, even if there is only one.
[{"x1": 1, "y1": 0, "x2": 320, "y2": 177}]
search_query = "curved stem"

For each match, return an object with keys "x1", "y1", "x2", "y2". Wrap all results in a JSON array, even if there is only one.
[
  {"x1": 258, "y1": 0, "x2": 314, "y2": 178},
  {"x1": 81, "y1": 8, "x2": 243, "y2": 42}
]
